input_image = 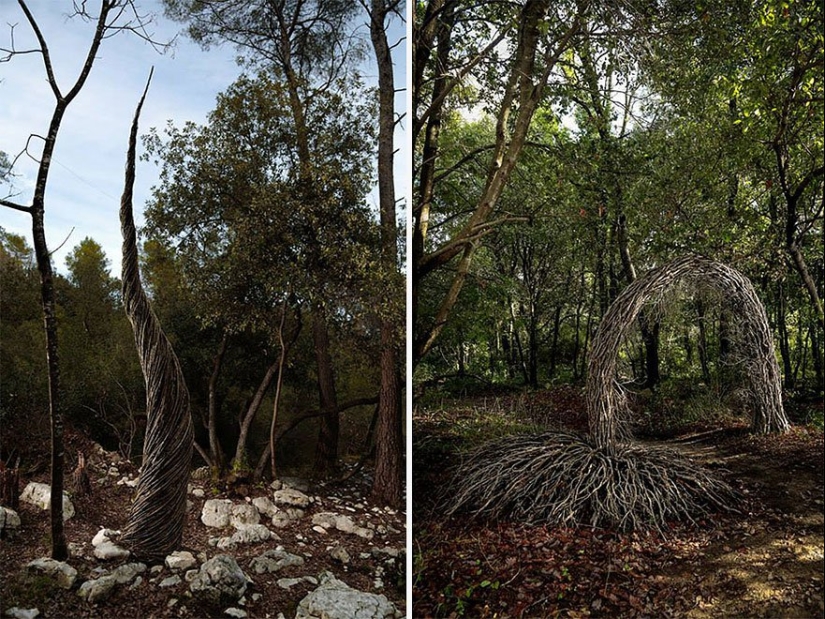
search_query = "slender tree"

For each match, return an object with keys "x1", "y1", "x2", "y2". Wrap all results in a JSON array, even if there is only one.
[
  {"x1": 0, "y1": 0, "x2": 166, "y2": 560},
  {"x1": 363, "y1": 0, "x2": 405, "y2": 506}
]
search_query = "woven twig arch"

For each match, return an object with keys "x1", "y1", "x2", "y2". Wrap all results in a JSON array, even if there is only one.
[
  {"x1": 587, "y1": 255, "x2": 790, "y2": 453},
  {"x1": 118, "y1": 74, "x2": 194, "y2": 561}
]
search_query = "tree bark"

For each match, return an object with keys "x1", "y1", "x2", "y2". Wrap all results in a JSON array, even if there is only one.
[
  {"x1": 413, "y1": 0, "x2": 581, "y2": 365},
  {"x1": 312, "y1": 302, "x2": 340, "y2": 477},
  {"x1": 207, "y1": 332, "x2": 228, "y2": 471},
  {"x1": 366, "y1": 0, "x2": 404, "y2": 507},
  {"x1": 232, "y1": 358, "x2": 279, "y2": 471}
]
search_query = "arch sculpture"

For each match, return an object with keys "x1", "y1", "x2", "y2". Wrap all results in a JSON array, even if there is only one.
[
  {"x1": 587, "y1": 255, "x2": 790, "y2": 453},
  {"x1": 445, "y1": 255, "x2": 788, "y2": 530}
]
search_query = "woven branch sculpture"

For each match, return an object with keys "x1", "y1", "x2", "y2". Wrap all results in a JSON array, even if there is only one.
[
  {"x1": 587, "y1": 254, "x2": 790, "y2": 454},
  {"x1": 445, "y1": 255, "x2": 788, "y2": 530},
  {"x1": 118, "y1": 72, "x2": 194, "y2": 562}
]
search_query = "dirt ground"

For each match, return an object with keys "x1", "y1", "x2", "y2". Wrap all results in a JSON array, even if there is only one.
[
  {"x1": 0, "y1": 428, "x2": 406, "y2": 619},
  {"x1": 412, "y1": 390, "x2": 824, "y2": 618}
]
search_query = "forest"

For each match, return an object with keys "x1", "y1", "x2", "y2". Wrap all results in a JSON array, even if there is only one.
[
  {"x1": 1, "y1": 1, "x2": 405, "y2": 618},
  {"x1": 412, "y1": 0, "x2": 823, "y2": 617}
]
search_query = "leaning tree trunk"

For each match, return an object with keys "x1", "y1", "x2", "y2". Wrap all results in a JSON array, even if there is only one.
[
  {"x1": 587, "y1": 255, "x2": 790, "y2": 454},
  {"x1": 118, "y1": 72, "x2": 193, "y2": 561}
]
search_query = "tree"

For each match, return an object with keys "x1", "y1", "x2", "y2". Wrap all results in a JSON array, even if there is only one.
[
  {"x1": 413, "y1": 0, "x2": 583, "y2": 366},
  {"x1": 143, "y1": 71, "x2": 377, "y2": 478},
  {"x1": 162, "y1": 0, "x2": 371, "y2": 477},
  {"x1": 118, "y1": 73, "x2": 194, "y2": 561},
  {"x1": 0, "y1": 0, "x2": 166, "y2": 560},
  {"x1": 362, "y1": 0, "x2": 405, "y2": 506}
]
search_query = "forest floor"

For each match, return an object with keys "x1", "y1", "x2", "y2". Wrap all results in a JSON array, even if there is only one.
[
  {"x1": 412, "y1": 386, "x2": 824, "y2": 618},
  {"x1": 0, "y1": 427, "x2": 406, "y2": 619}
]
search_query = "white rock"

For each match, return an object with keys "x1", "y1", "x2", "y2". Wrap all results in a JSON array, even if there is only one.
[
  {"x1": 231, "y1": 524, "x2": 273, "y2": 544},
  {"x1": 189, "y1": 554, "x2": 250, "y2": 606},
  {"x1": 295, "y1": 571, "x2": 400, "y2": 619},
  {"x1": 0, "y1": 506, "x2": 21, "y2": 538},
  {"x1": 94, "y1": 541, "x2": 130, "y2": 561},
  {"x1": 160, "y1": 575, "x2": 182, "y2": 588},
  {"x1": 77, "y1": 563, "x2": 146, "y2": 603},
  {"x1": 20, "y1": 482, "x2": 75, "y2": 521},
  {"x1": 25, "y1": 558, "x2": 78, "y2": 589},
  {"x1": 312, "y1": 526, "x2": 328, "y2": 535},
  {"x1": 269, "y1": 479, "x2": 283, "y2": 491},
  {"x1": 192, "y1": 488, "x2": 205, "y2": 498},
  {"x1": 329, "y1": 546, "x2": 350, "y2": 564},
  {"x1": 230, "y1": 503, "x2": 260, "y2": 528},
  {"x1": 272, "y1": 488, "x2": 311, "y2": 508},
  {"x1": 311, "y1": 512, "x2": 337, "y2": 529},
  {"x1": 248, "y1": 548, "x2": 305, "y2": 574},
  {"x1": 270, "y1": 508, "x2": 304, "y2": 528},
  {"x1": 225, "y1": 609, "x2": 247, "y2": 618},
  {"x1": 252, "y1": 496, "x2": 278, "y2": 518},
  {"x1": 166, "y1": 550, "x2": 198, "y2": 572},
  {"x1": 202, "y1": 499, "x2": 234, "y2": 528},
  {"x1": 4, "y1": 608, "x2": 40, "y2": 619},
  {"x1": 92, "y1": 528, "x2": 121, "y2": 547}
]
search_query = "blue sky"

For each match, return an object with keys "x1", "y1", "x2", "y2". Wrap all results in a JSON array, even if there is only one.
[{"x1": 0, "y1": 1, "x2": 408, "y2": 277}]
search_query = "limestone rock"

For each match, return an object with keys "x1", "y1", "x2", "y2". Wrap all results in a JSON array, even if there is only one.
[
  {"x1": 91, "y1": 529, "x2": 129, "y2": 560},
  {"x1": 329, "y1": 546, "x2": 351, "y2": 564},
  {"x1": 230, "y1": 503, "x2": 260, "y2": 528},
  {"x1": 248, "y1": 547, "x2": 305, "y2": 574},
  {"x1": 77, "y1": 563, "x2": 147, "y2": 603},
  {"x1": 0, "y1": 506, "x2": 21, "y2": 539},
  {"x1": 25, "y1": 558, "x2": 78, "y2": 589},
  {"x1": 251, "y1": 496, "x2": 278, "y2": 518},
  {"x1": 4, "y1": 609, "x2": 40, "y2": 619},
  {"x1": 160, "y1": 575, "x2": 182, "y2": 588},
  {"x1": 20, "y1": 482, "x2": 74, "y2": 521},
  {"x1": 295, "y1": 571, "x2": 400, "y2": 619},
  {"x1": 224, "y1": 609, "x2": 247, "y2": 618},
  {"x1": 189, "y1": 554, "x2": 250, "y2": 606},
  {"x1": 311, "y1": 512, "x2": 373, "y2": 539},
  {"x1": 231, "y1": 524, "x2": 273, "y2": 544},
  {"x1": 166, "y1": 550, "x2": 197, "y2": 572},
  {"x1": 270, "y1": 508, "x2": 304, "y2": 528},
  {"x1": 272, "y1": 488, "x2": 311, "y2": 509},
  {"x1": 202, "y1": 499, "x2": 234, "y2": 528}
]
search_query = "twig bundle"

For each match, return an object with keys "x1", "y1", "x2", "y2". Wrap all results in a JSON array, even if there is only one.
[{"x1": 443, "y1": 432, "x2": 740, "y2": 532}]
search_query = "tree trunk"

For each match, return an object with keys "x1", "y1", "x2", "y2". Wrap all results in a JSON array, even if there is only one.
[
  {"x1": 119, "y1": 74, "x2": 194, "y2": 562},
  {"x1": 207, "y1": 333, "x2": 228, "y2": 471},
  {"x1": 232, "y1": 359, "x2": 279, "y2": 472},
  {"x1": 776, "y1": 282, "x2": 794, "y2": 388},
  {"x1": 368, "y1": 0, "x2": 404, "y2": 508},
  {"x1": 312, "y1": 302, "x2": 340, "y2": 477}
]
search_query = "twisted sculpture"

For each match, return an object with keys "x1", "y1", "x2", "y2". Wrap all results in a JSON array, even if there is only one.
[{"x1": 118, "y1": 70, "x2": 194, "y2": 561}]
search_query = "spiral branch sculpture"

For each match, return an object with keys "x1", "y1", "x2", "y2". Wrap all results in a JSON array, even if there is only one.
[{"x1": 118, "y1": 70, "x2": 194, "y2": 561}]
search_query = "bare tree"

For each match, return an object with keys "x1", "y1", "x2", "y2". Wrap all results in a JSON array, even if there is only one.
[{"x1": 0, "y1": 0, "x2": 168, "y2": 560}]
